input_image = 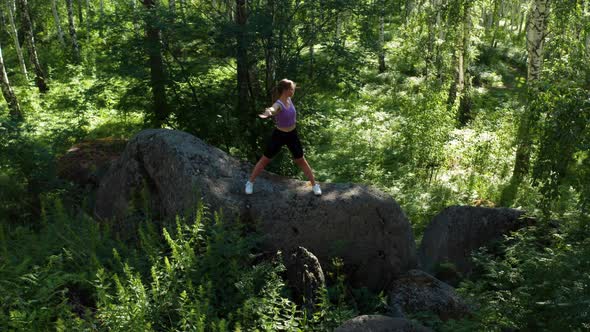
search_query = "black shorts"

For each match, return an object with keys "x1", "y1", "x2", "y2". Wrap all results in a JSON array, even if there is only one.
[{"x1": 263, "y1": 128, "x2": 304, "y2": 159}]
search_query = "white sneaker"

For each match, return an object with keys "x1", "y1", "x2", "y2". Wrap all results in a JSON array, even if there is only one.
[
  {"x1": 312, "y1": 183, "x2": 322, "y2": 196},
  {"x1": 245, "y1": 181, "x2": 253, "y2": 195}
]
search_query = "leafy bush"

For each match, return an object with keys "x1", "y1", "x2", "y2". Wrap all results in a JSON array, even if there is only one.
[{"x1": 445, "y1": 216, "x2": 590, "y2": 331}]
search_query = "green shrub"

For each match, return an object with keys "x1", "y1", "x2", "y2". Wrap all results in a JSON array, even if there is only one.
[{"x1": 445, "y1": 216, "x2": 590, "y2": 331}]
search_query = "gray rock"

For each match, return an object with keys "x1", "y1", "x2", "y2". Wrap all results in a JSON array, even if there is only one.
[
  {"x1": 388, "y1": 269, "x2": 470, "y2": 321},
  {"x1": 335, "y1": 315, "x2": 432, "y2": 332},
  {"x1": 283, "y1": 246, "x2": 325, "y2": 314},
  {"x1": 418, "y1": 206, "x2": 534, "y2": 276},
  {"x1": 94, "y1": 129, "x2": 417, "y2": 290}
]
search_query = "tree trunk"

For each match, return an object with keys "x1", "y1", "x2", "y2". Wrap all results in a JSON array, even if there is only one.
[
  {"x1": 17, "y1": 0, "x2": 49, "y2": 93},
  {"x1": 518, "y1": 9, "x2": 526, "y2": 35},
  {"x1": 51, "y1": 0, "x2": 66, "y2": 45},
  {"x1": 0, "y1": 42, "x2": 22, "y2": 120},
  {"x1": 378, "y1": 9, "x2": 386, "y2": 73},
  {"x1": 489, "y1": 0, "x2": 499, "y2": 48},
  {"x1": 526, "y1": 0, "x2": 548, "y2": 84},
  {"x1": 457, "y1": 0, "x2": 472, "y2": 126},
  {"x1": 265, "y1": 0, "x2": 275, "y2": 102},
  {"x1": 308, "y1": 4, "x2": 315, "y2": 79},
  {"x1": 336, "y1": 12, "x2": 342, "y2": 42},
  {"x1": 77, "y1": 0, "x2": 83, "y2": 26},
  {"x1": 501, "y1": 0, "x2": 549, "y2": 205},
  {"x1": 236, "y1": 0, "x2": 257, "y2": 157},
  {"x1": 435, "y1": 0, "x2": 445, "y2": 81},
  {"x1": 5, "y1": 0, "x2": 27, "y2": 79},
  {"x1": 236, "y1": 0, "x2": 249, "y2": 113},
  {"x1": 66, "y1": 0, "x2": 81, "y2": 62},
  {"x1": 226, "y1": 0, "x2": 233, "y2": 21},
  {"x1": 142, "y1": 0, "x2": 169, "y2": 127}
]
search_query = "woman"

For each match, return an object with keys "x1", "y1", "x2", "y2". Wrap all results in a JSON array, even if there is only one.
[{"x1": 245, "y1": 79, "x2": 322, "y2": 196}]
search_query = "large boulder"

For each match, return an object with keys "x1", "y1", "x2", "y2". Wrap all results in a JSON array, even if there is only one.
[
  {"x1": 335, "y1": 315, "x2": 432, "y2": 332},
  {"x1": 57, "y1": 138, "x2": 127, "y2": 188},
  {"x1": 388, "y1": 269, "x2": 470, "y2": 321},
  {"x1": 94, "y1": 129, "x2": 417, "y2": 290},
  {"x1": 419, "y1": 206, "x2": 534, "y2": 275}
]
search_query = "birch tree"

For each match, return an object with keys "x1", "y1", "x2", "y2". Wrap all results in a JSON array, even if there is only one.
[
  {"x1": 4, "y1": 0, "x2": 27, "y2": 79},
  {"x1": 502, "y1": 0, "x2": 549, "y2": 204},
  {"x1": 0, "y1": 42, "x2": 22, "y2": 120},
  {"x1": 17, "y1": 0, "x2": 49, "y2": 93},
  {"x1": 264, "y1": 0, "x2": 275, "y2": 101},
  {"x1": 378, "y1": 5, "x2": 386, "y2": 73},
  {"x1": 51, "y1": 0, "x2": 66, "y2": 45},
  {"x1": 457, "y1": 0, "x2": 473, "y2": 126},
  {"x1": 236, "y1": 0, "x2": 249, "y2": 116},
  {"x1": 66, "y1": 0, "x2": 81, "y2": 62}
]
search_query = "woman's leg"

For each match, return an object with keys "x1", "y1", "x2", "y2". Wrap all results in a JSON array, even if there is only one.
[
  {"x1": 294, "y1": 157, "x2": 316, "y2": 186},
  {"x1": 249, "y1": 155, "x2": 272, "y2": 182}
]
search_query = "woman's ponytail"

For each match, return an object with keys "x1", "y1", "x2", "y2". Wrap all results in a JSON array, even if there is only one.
[{"x1": 271, "y1": 86, "x2": 280, "y2": 102}]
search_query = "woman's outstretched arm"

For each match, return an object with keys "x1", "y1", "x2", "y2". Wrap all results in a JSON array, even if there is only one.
[{"x1": 258, "y1": 102, "x2": 282, "y2": 118}]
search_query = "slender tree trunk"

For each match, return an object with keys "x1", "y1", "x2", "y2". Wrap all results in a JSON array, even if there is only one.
[
  {"x1": 5, "y1": 0, "x2": 27, "y2": 79},
  {"x1": 236, "y1": 0, "x2": 256, "y2": 157},
  {"x1": 66, "y1": 0, "x2": 81, "y2": 62},
  {"x1": 518, "y1": 9, "x2": 526, "y2": 35},
  {"x1": 489, "y1": 0, "x2": 499, "y2": 48},
  {"x1": 435, "y1": 0, "x2": 445, "y2": 81},
  {"x1": 336, "y1": 13, "x2": 342, "y2": 41},
  {"x1": 457, "y1": 0, "x2": 472, "y2": 126},
  {"x1": 51, "y1": 0, "x2": 67, "y2": 45},
  {"x1": 227, "y1": 0, "x2": 233, "y2": 21},
  {"x1": 265, "y1": 0, "x2": 275, "y2": 102},
  {"x1": 501, "y1": 0, "x2": 549, "y2": 205},
  {"x1": 309, "y1": 4, "x2": 315, "y2": 79},
  {"x1": 77, "y1": 0, "x2": 83, "y2": 26},
  {"x1": 17, "y1": 0, "x2": 49, "y2": 93},
  {"x1": 236, "y1": 0, "x2": 249, "y2": 113},
  {"x1": 447, "y1": 53, "x2": 458, "y2": 109},
  {"x1": 85, "y1": 0, "x2": 91, "y2": 39},
  {"x1": 378, "y1": 8, "x2": 386, "y2": 73},
  {"x1": 142, "y1": 0, "x2": 169, "y2": 127},
  {"x1": 425, "y1": 0, "x2": 437, "y2": 76},
  {"x1": 0, "y1": 42, "x2": 22, "y2": 120},
  {"x1": 457, "y1": 40, "x2": 464, "y2": 96},
  {"x1": 526, "y1": 0, "x2": 548, "y2": 85}
]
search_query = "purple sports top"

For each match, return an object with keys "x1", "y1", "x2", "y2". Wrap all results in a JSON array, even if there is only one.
[{"x1": 274, "y1": 98, "x2": 297, "y2": 128}]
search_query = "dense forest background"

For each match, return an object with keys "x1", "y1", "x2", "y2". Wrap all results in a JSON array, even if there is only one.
[{"x1": 1, "y1": 0, "x2": 589, "y2": 330}]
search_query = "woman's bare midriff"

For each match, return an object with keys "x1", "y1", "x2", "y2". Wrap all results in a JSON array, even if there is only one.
[{"x1": 276, "y1": 124, "x2": 296, "y2": 132}]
